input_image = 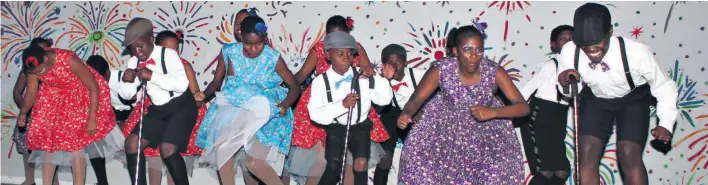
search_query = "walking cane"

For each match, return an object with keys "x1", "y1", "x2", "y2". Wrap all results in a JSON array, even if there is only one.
[
  {"x1": 339, "y1": 69, "x2": 361, "y2": 184},
  {"x1": 134, "y1": 80, "x2": 148, "y2": 185},
  {"x1": 565, "y1": 76, "x2": 580, "y2": 184}
]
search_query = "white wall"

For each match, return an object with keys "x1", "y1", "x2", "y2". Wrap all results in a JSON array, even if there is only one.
[{"x1": 2, "y1": 1, "x2": 707, "y2": 184}]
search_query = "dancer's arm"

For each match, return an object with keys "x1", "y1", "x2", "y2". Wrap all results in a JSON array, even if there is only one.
[
  {"x1": 146, "y1": 49, "x2": 189, "y2": 93},
  {"x1": 520, "y1": 62, "x2": 553, "y2": 100},
  {"x1": 295, "y1": 48, "x2": 318, "y2": 84},
  {"x1": 401, "y1": 65, "x2": 440, "y2": 116},
  {"x1": 17, "y1": 73, "x2": 38, "y2": 127},
  {"x1": 69, "y1": 55, "x2": 100, "y2": 134},
  {"x1": 203, "y1": 51, "x2": 226, "y2": 101},
  {"x1": 117, "y1": 57, "x2": 140, "y2": 100},
  {"x1": 13, "y1": 72, "x2": 27, "y2": 107},
  {"x1": 308, "y1": 76, "x2": 349, "y2": 125},
  {"x1": 489, "y1": 67, "x2": 530, "y2": 118},
  {"x1": 635, "y1": 44, "x2": 677, "y2": 135},
  {"x1": 355, "y1": 43, "x2": 374, "y2": 78},
  {"x1": 275, "y1": 57, "x2": 302, "y2": 116}
]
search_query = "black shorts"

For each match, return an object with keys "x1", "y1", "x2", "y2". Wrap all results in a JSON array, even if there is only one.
[
  {"x1": 578, "y1": 84, "x2": 652, "y2": 146},
  {"x1": 526, "y1": 98, "x2": 570, "y2": 172},
  {"x1": 114, "y1": 108, "x2": 133, "y2": 122},
  {"x1": 324, "y1": 120, "x2": 373, "y2": 161},
  {"x1": 376, "y1": 105, "x2": 409, "y2": 152},
  {"x1": 130, "y1": 91, "x2": 198, "y2": 152}
]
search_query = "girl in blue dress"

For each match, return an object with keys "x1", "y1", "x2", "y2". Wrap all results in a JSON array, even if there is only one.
[{"x1": 196, "y1": 15, "x2": 301, "y2": 185}]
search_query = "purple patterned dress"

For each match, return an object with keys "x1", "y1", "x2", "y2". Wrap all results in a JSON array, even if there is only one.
[{"x1": 398, "y1": 57, "x2": 524, "y2": 184}]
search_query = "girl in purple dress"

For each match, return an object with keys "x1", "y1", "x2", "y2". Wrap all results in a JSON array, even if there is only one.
[{"x1": 396, "y1": 25, "x2": 530, "y2": 184}]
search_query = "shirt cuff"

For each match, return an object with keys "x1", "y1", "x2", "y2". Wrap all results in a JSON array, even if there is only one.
[{"x1": 658, "y1": 119, "x2": 675, "y2": 134}]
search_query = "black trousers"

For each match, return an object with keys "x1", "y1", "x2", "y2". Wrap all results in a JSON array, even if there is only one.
[
  {"x1": 578, "y1": 84, "x2": 652, "y2": 145},
  {"x1": 319, "y1": 120, "x2": 372, "y2": 185},
  {"x1": 376, "y1": 105, "x2": 409, "y2": 152},
  {"x1": 522, "y1": 98, "x2": 571, "y2": 172}
]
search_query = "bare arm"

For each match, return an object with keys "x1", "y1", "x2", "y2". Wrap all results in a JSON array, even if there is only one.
[
  {"x1": 356, "y1": 43, "x2": 372, "y2": 68},
  {"x1": 69, "y1": 55, "x2": 100, "y2": 122},
  {"x1": 19, "y1": 73, "x2": 39, "y2": 116},
  {"x1": 203, "y1": 51, "x2": 225, "y2": 100},
  {"x1": 276, "y1": 57, "x2": 302, "y2": 107},
  {"x1": 401, "y1": 65, "x2": 440, "y2": 116},
  {"x1": 294, "y1": 48, "x2": 319, "y2": 84},
  {"x1": 493, "y1": 67, "x2": 530, "y2": 118},
  {"x1": 13, "y1": 72, "x2": 27, "y2": 107},
  {"x1": 182, "y1": 62, "x2": 201, "y2": 94}
]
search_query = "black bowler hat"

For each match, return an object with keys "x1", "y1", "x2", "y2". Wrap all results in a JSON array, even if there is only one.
[{"x1": 573, "y1": 3, "x2": 612, "y2": 46}]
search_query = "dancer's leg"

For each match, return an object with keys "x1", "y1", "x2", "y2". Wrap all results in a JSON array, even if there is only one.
[
  {"x1": 21, "y1": 153, "x2": 35, "y2": 185},
  {"x1": 69, "y1": 152, "x2": 87, "y2": 185},
  {"x1": 246, "y1": 155, "x2": 284, "y2": 185},
  {"x1": 305, "y1": 142, "x2": 326, "y2": 185},
  {"x1": 126, "y1": 134, "x2": 150, "y2": 185},
  {"x1": 218, "y1": 157, "x2": 236, "y2": 185},
  {"x1": 160, "y1": 143, "x2": 189, "y2": 185},
  {"x1": 614, "y1": 100, "x2": 650, "y2": 185},
  {"x1": 89, "y1": 157, "x2": 108, "y2": 185},
  {"x1": 578, "y1": 135, "x2": 606, "y2": 185},
  {"x1": 41, "y1": 155, "x2": 58, "y2": 185},
  {"x1": 148, "y1": 157, "x2": 163, "y2": 185}
]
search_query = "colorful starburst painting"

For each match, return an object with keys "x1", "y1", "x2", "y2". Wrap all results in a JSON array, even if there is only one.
[
  {"x1": 153, "y1": 1, "x2": 211, "y2": 57},
  {"x1": 668, "y1": 60, "x2": 705, "y2": 128},
  {"x1": 674, "y1": 127, "x2": 708, "y2": 172},
  {"x1": 56, "y1": 2, "x2": 128, "y2": 67},
  {"x1": 402, "y1": 21, "x2": 452, "y2": 69},
  {"x1": 488, "y1": 54, "x2": 522, "y2": 82},
  {"x1": 1, "y1": 1, "x2": 62, "y2": 72},
  {"x1": 477, "y1": 1, "x2": 532, "y2": 42},
  {"x1": 271, "y1": 23, "x2": 324, "y2": 72}
]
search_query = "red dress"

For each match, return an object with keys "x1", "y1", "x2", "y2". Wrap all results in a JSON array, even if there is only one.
[
  {"x1": 27, "y1": 49, "x2": 116, "y2": 152},
  {"x1": 120, "y1": 58, "x2": 206, "y2": 156},
  {"x1": 291, "y1": 42, "x2": 389, "y2": 149}
]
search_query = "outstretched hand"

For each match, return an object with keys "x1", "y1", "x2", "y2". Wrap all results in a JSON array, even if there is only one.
[
  {"x1": 16, "y1": 115, "x2": 27, "y2": 128},
  {"x1": 277, "y1": 103, "x2": 289, "y2": 117},
  {"x1": 651, "y1": 126, "x2": 672, "y2": 144},
  {"x1": 358, "y1": 64, "x2": 375, "y2": 78},
  {"x1": 397, "y1": 113, "x2": 413, "y2": 129}
]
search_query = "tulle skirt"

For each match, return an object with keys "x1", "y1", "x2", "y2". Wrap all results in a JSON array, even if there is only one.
[
  {"x1": 198, "y1": 94, "x2": 287, "y2": 175},
  {"x1": 28, "y1": 125, "x2": 124, "y2": 168}
]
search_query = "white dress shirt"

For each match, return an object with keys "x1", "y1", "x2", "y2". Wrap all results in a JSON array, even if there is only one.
[
  {"x1": 308, "y1": 67, "x2": 393, "y2": 125},
  {"x1": 117, "y1": 46, "x2": 189, "y2": 106},
  {"x1": 389, "y1": 68, "x2": 426, "y2": 110},
  {"x1": 109, "y1": 69, "x2": 133, "y2": 111},
  {"x1": 556, "y1": 37, "x2": 678, "y2": 133},
  {"x1": 521, "y1": 57, "x2": 568, "y2": 105}
]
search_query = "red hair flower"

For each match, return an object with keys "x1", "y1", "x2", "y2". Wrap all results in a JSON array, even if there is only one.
[
  {"x1": 25, "y1": 56, "x2": 39, "y2": 67},
  {"x1": 346, "y1": 16, "x2": 355, "y2": 30}
]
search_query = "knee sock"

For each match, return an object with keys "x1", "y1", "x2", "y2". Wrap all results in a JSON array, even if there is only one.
[
  {"x1": 162, "y1": 153, "x2": 189, "y2": 185},
  {"x1": 126, "y1": 154, "x2": 147, "y2": 185},
  {"x1": 353, "y1": 170, "x2": 368, "y2": 185},
  {"x1": 373, "y1": 167, "x2": 390, "y2": 185},
  {"x1": 90, "y1": 157, "x2": 108, "y2": 185}
]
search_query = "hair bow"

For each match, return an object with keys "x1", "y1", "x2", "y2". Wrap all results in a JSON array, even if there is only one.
[
  {"x1": 25, "y1": 56, "x2": 39, "y2": 67},
  {"x1": 255, "y1": 22, "x2": 268, "y2": 35},
  {"x1": 247, "y1": 7, "x2": 259, "y2": 16},
  {"x1": 46, "y1": 38, "x2": 54, "y2": 46},
  {"x1": 472, "y1": 20, "x2": 488, "y2": 34},
  {"x1": 346, "y1": 16, "x2": 355, "y2": 30},
  {"x1": 175, "y1": 30, "x2": 185, "y2": 43}
]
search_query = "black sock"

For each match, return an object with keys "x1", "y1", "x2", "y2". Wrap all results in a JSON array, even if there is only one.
[
  {"x1": 353, "y1": 170, "x2": 368, "y2": 185},
  {"x1": 528, "y1": 174, "x2": 549, "y2": 185},
  {"x1": 373, "y1": 167, "x2": 390, "y2": 185},
  {"x1": 163, "y1": 153, "x2": 189, "y2": 185},
  {"x1": 547, "y1": 175, "x2": 568, "y2": 185},
  {"x1": 125, "y1": 153, "x2": 147, "y2": 185},
  {"x1": 90, "y1": 157, "x2": 108, "y2": 185}
]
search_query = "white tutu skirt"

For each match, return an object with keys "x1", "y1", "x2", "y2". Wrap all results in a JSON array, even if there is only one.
[
  {"x1": 28, "y1": 125, "x2": 125, "y2": 168},
  {"x1": 199, "y1": 94, "x2": 286, "y2": 176},
  {"x1": 288, "y1": 141, "x2": 386, "y2": 177}
]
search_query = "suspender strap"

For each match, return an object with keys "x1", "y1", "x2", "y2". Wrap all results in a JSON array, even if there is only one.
[
  {"x1": 573, "y1": 47, "x2": 580, "y2": 71},
  {"x1": 388, "y1": 81, "x2": 400, "y2": 108},
  {"x1": 409, "y1": 68, "x2": 418, "y2": 88},
  {"x1": 617, "y1": 37, "x2": 635, "y2": 90},
  {"x1": 551, "y1": 58, "x2": 564, "y2": 102},
  {"x1": 352, "y1": 70, "x2": 363, "y2": 123},
  {"x1": 118, "y1": 71, "x2": 123, "y2": 82},
  {"x1": 160, "y1": 47, "x2": 175, "y2": 97},
  {"x1": 322, "y1": 73, "x2": 333, "y2": 103}
]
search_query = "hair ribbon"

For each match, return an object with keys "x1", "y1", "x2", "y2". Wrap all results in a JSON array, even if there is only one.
[{"x1": 26, "y1": 56, "x2": 39, "y2": 67}]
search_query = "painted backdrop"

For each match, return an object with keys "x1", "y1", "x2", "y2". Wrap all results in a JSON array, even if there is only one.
[{"x1": 2, "y1": 1, "x2": 706, "y2": 185}]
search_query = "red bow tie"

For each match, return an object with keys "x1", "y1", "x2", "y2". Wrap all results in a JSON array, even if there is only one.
[
  {"x1": 392, "y1": 82, "x2": 408, "y2": 92},
  {"x1": 137, "y1": 59, "x2": 156, "y2": 68}
]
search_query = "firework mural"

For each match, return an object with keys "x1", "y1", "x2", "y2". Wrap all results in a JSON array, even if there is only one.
[
  {"x1": 270, "y1": 23, "x2": 325, "y2": 72},
  {"x1": 1, "y1": 1, "x2": 62, "y2": 72},
  {"x1": 667, "y1": 60, "x2": 705, "y2": 128},
  {"x1": 477, "y1": 1, "x2": 532, "y2": 42},
  {"x1": 674, "y1": 127, "x2": 708, "y2": 172},
  {"x1": 56, "y1": 2, "x2": 128, "y2": 67},
  {"x1": 153, "y1": 1, "x2": 211, "y2": 57},
  {"x1": 402, "y1": 21, "x2": 452, "y2": 69},
  {"x1": 488, "y1": 54, "x2": 522, "y2": 82}
]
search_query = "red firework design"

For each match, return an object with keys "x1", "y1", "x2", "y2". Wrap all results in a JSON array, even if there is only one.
[
  {"x1": 477, "y1": 1, "x2": 532, "y2": 42},
  {"x1": 402, "y1": 21, "x2": 453, "y2": 69}
]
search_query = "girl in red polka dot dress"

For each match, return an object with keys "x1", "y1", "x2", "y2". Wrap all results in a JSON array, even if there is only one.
[
  {"x1": 120, "y1": 30, "x2": 207, "y2": 185},
  {"x1": 17, "y1": 46, "x2": 119, "y2": 185}
]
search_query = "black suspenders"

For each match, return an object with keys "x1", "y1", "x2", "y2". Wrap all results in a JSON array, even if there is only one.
[
  {"x1": 574, "y1": 37, "x2": 634, "y2": 91},
  {"x1": 136, "y1": 47, "x2": 174, "y2": 97},
  {"x1": 321, "y1": 70, "x2": 375, "y2": 124}
]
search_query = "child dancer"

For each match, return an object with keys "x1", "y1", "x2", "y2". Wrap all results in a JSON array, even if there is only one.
[
  {"x1": 290, "y1": 15, "x2": 387, "y2": 185},
  {"x1": 119, "y1": 30, "x2": 207, "y2": 185},
  {"x1": 308, "y1": 31, "x2": 395, "y2": 185},
  {"x1": 18, "y1": 45, "x2": 118, "y2": 185},
  {"x1": 12, "y1": 38, "x2": 60, "y2": 185},
  {"x1": 372, "y1": 44, "x2": 426, "y2": 185},
  {"x1": 397, "y1": 25, "x2": 529, "y2": 184},
  {"x1": 119, "y1": 17, "x2": 197, "y2": 185},
  {"x1": 195, "y1": 15, "x2": 300, "y2": 185}
]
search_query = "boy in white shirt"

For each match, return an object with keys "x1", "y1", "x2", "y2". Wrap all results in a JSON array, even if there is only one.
[
  {"x1": 372, "y1": 44, "x2": 426, "y2": 185},
  {"x1": 307, "y1": 31, "x2": 395, "y2": 185}
]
